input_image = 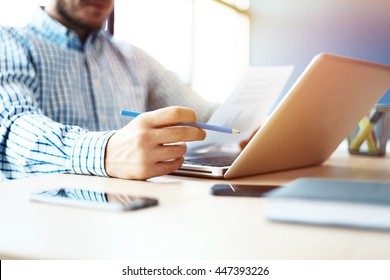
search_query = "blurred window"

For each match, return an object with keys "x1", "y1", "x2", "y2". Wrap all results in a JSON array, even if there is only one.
[{"x1": 114, "y1": 0, "x2": 250, "y2": 103}]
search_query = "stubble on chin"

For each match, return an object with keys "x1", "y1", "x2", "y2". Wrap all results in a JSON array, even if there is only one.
[{"x1": 55, "y1": 0, "x2": 103, "y2": 31}]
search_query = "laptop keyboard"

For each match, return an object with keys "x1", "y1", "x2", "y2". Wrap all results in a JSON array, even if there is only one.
[{"x1": 184, "y1": 155, "x2": 236, "y2": 167}]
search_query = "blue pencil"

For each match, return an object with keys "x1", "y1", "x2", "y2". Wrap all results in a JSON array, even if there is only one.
[{"x1": 120, "y1": 110, "x2": 240, "y2": 134}]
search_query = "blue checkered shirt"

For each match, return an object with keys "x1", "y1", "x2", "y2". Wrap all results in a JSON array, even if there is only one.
[{"x1": 0, "y1": 8, "x2": 214, "y2": 180}]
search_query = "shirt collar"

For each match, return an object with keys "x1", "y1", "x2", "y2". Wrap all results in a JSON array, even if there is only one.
[{"x1": 29, "y1": 7, "x2": 106, "y2": 52}]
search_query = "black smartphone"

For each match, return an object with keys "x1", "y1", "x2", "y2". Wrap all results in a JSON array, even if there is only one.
[
  {"x1": 30, "y1": 188, "x2": 158, "y2": 211},
  {"x1": 210, "y1": 183, "x2": 280, "y2": 197}
]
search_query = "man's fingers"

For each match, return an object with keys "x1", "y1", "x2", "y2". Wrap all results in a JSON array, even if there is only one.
[
  {"x1": 154, "y1": 126, "x2": 206, "y2": 144},
  {"x1": 154, "y1": 157, "x2": 185, "y2": 176},
  {"x1": 150, "y1": 143, "x2": 187, "y2": 162},
  {"x1": 137, "y1": 106, "x2": 197, "y2": 127},
  {"x1": 133, "y1": 157, "x2": 185, "y2": 180}
]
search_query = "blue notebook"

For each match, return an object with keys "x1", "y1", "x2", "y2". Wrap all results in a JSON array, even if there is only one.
[{"x1": 265, "y1": 178, "x2": 390, "y2": 230}]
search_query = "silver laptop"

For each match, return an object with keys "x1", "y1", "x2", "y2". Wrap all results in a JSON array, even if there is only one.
[{"x1": 174, "y1": 53, "x2": 390, "y2": 179}]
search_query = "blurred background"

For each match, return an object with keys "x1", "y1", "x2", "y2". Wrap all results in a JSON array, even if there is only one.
[
  {"x1": 1, "y1": 0, "x2": 389, "y2": 103},
  {"x1": 250, "y1": 0, "x2": 390, "y2": 104}
]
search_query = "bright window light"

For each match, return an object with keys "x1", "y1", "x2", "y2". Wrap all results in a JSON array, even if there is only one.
[
  {"x1": 114, "y1": 0, "x2": 193, "y2": 84},
  {"x1": 114, "y1": 0, "x2": 250, "y2": 103},
  {"x1": 0, "y1": 0, "x2": 48, "y2": 27},
  {"x1": 192, "y1": 0, "x2": 249, "y2": 103}
]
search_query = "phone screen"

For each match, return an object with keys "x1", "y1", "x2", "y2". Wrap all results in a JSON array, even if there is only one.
[
  {"x1": 30, "y1": 188, "x2": 158, "y2": 211},
  {"x1": 210, "y1": 184, "x2": 280, "y2": 197}
]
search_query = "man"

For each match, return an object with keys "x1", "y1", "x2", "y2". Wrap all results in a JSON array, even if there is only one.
[{"x1": 0, "y1": 0, "x2": 216, "y2": 180}]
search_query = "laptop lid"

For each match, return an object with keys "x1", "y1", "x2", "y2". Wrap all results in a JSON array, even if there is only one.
[
  {"x1": 225, "y1": 53, "x2": 390, "y2": 178},
  {"x1": 177, "y1": 53, "x2": 390, "y2": 179}
]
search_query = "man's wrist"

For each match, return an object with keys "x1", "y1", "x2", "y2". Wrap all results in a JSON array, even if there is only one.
[{"x1": 70, "y1": 130, "x2": 116, "y2": 176}]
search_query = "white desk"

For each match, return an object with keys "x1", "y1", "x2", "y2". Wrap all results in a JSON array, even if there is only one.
[{"x1": 1, "y1": 148, "x2": 390, "y2": 260}]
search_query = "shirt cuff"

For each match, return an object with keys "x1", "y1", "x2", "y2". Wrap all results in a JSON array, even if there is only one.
[{"x1": 70, "y1": 131, "x2": 116, "y2": 177}]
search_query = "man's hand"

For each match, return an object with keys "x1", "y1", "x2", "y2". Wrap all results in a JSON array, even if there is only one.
[
  {"x1": 239, "y1": 127, "x2": 260, "y2": 151},
  {"x1": 105, "y1": 106, "x2": 206, "y2": 180}
]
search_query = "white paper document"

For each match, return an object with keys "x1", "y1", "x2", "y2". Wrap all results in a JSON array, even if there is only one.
[{"x1": 191, "y1": 66, "x2": 293, "y2": 152}]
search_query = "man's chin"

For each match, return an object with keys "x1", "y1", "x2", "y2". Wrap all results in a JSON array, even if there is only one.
[{"x1": 76, "y1": 16, "x2": 106, "y2": 31}]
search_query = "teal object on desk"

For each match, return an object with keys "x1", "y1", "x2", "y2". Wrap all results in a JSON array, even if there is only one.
[
  {"x1": 266, "y1": 178, "x2": 390, "y2": 230},
  {"x1": 120, "y1": 110, "x2": 240, "y2": 134}
]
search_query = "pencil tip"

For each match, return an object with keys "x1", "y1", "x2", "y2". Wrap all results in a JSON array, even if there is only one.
[{"x1": 232, "y1": 129, "x2": 241, "y2": 134}]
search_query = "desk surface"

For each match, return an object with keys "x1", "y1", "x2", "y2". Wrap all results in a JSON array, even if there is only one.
[{"x1": 1, "y1": 147, "x2": 390, "y2": 260}]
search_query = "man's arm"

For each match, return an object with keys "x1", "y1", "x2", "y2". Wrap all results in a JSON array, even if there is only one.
[
  {"x1": 0, "y1": 28, "x2": 112, "y2": 180},
  {"x1": 1, "y1": 30, "x2": 208, "y2": 181}
]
